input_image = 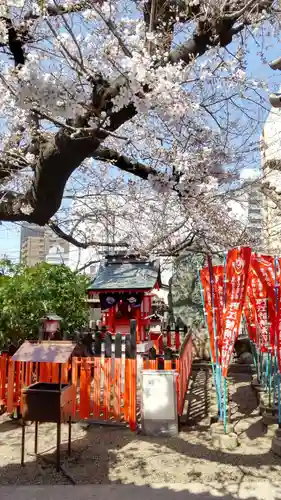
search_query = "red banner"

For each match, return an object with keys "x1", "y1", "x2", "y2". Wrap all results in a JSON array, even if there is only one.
[
  {"x1": 213, "y1": 265, "x2": 224, "y2": 356},
  {"x1": 276, "y1": 297, "x2": 281, "y2": 371},
  {"x1": 200, "y1": 267, "x2": 216, "y2": 362},
  {"x1": 244, "y1": 299, "x2": 257, "y2": 343},
  {"x1": 221, "y1": 247, "x2": 252, "y2": 377},
  {"x1": 247, "y1": 268, "x2": 268, "y2": 351},
  {"x1": 248, "y1": 255, "x2": 276, "y2": 352},
  {"x1": 275, "y1": 257, "x2": 281, "y2": 370},
  {"x1": 251, "y1": 254, "x2": 275, "y2": 302},
  {"x1": 200, "y1": 265, "x2": 224, "y2": 363}
]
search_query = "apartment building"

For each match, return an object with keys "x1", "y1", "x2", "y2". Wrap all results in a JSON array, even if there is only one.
[
  {"x1": 262, "y1": 105, "x2": 281, "y2": 253},
  {"x1": 247, "y1": 187, "x2": 264, "y2": 249},
  {"x1": 20, "y1": 224, "x2": 69, "y2": 266}
]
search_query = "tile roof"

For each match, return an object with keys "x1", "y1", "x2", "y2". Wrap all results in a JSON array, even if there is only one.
[{"x1": 88, "y1": 260, "x2": 160, "y2": 291}]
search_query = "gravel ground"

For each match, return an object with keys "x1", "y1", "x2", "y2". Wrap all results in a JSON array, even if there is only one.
[{"x1": 0, "y1": 372, "x2": 280, "y2": 490}]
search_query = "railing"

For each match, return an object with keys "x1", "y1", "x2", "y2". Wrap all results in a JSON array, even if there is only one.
[
  {"x1": 178, "y1": 333, "x2": 193, "y2": 416},
  {"x1": 149, "y1": 328, "x2": 184, "y2": 353},
  {"x1": 0, "y1": 334, "x2": 193, "y2": 429}
]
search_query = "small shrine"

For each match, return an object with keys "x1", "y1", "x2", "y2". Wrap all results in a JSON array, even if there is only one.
[{"x1": 87, "y1": 252, "x2": 161, "y2": 342}]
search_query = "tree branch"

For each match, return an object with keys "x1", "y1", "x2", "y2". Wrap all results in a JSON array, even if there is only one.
[
  {"x1": 48, "y1": 221, "x2": 129, "y2": 249},
  {"x1": 76, "y1": 259, "x2": 101, "y2": 273},
  {"x1": 92, "y1": 147, "x2": 159, "y2": 180},
  {"x1": 0, "y1": 191, "x2": 31, "y2": 221},
  {"x1": 0, "y1": 0, "x2": 275, "y2": 229},
  {"x1": 24, "y1": 1, "x2": 101, "y2": 20}
]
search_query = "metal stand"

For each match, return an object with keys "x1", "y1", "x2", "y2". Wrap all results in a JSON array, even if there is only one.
[
  {"x1": 16, "y1": 341, "x2": 76, "y2": 475},
  {"x1": 68, "y1": 416, "x2": 72, "y2": 456},
  {"x1": 34, "y1": 421, "x2": 39, "y2": 454},
  {"x1": 56, "y1": 421, "x2": 61, "y2": 472},
  {"x1": 21, "y1": 423, "x2": 25, "y2": 466}
]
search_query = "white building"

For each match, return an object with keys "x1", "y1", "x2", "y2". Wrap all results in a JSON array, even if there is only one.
[
  {"x1": 45, "y1": 245, "x2": 68, "y2": 265},
  {"x1": 262, "y1": 106, "x2": 281, "y2": 253},
  {"x1": 227, "y1": 171, "x2": 263, "y2": 250}
]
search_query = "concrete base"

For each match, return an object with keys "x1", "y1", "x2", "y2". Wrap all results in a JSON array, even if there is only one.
[
  {"x1": 260, "y1": 403, "x2": 278, "y2": 419},
  {"x1": 211, "y1": 431, "x2": 238, "y2": 451},
  {"x1": 275, "y1": 427, "x2": 281, "y2": 438},
  {"x1": 271, "y1": 426, "x2": 281, "y2": 454},
  {"x1": 210, "y1": 422, "x2": 234, "y2": 434},
  {"x1": 251, "y1": 377, "x2": 264, "y2": 393},
  {"x1": 210, "y1": 422, "x2": 238, "y2": 450},
  {"x1": 272, "y1": 436, "x2": 281, "y2": 456},
  {"x1": 262, "y1": 413, "x2": 278, "y2": 427},
  {"x1": 208, "y1": 404, "x2": 219, "y2": 424},
  {"x1": 264, "y1": 423, "x2": 277, "y2": 438}
]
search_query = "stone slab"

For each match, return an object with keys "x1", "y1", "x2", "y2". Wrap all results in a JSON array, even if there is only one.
[
  {"x1": 210, "y1": 422, "x2": 234, "y2": 435},
  {"x1": 272, "y1": 436, "x2": 281, "y2": 457},
  {"x1": 0, "y1": 482, "x2": 279, "y2": 500},
  {"x1": 211, "y1": 431, "x2": 239, "y2": 450}
]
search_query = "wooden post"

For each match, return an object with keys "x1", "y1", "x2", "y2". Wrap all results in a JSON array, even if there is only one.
[
  {"x1": 130, "y1": 320, "x2": 137, "y2": 360},
  {"x1": 104, "y1": 332, "x2": 112, "y2": 359},
  {"x1": 164, "y1": 347, "x2": 173, "y2": 370},
  {"x1": 129, "y1": 321, "x2": 137, "y2": 431},
  {"x1": 95, "y1": 331, "x2": 102, "y2": 357},
  {"x1": 104, "y1": 333, "x2": 112, "y2": 420},
  {"x1": 148, "y1": 347, "x2": 157, "y2": 369},
  {"x1": 124, "y1": 336, "x2": 131, "y2": 421},
  {"x1": 113, "y1": 333, "x2": 122, "y2": 420}
]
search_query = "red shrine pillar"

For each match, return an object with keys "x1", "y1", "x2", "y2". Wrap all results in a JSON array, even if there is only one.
[
  {"x1": 175, "y1": 328, "x2": 180, "y2": 351},
  {"x1": 108, "y1": 305, "x2": 116, "y2": 333},
  {"x1": 136, "y1": 307, "x2": 141, "y2": 343}
]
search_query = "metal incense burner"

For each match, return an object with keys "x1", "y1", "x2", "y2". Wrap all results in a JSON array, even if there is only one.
[{"x1": 12, "y1": 341, "x2": 76, "y2": 472}]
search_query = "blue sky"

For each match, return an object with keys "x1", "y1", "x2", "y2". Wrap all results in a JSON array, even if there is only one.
[{"x1": 0, "y1": 33, "x2": 281, "y2": 262}]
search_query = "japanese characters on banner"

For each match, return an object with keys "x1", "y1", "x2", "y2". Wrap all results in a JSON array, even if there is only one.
[
  {"x1": 244, "y1": 299, "x2": 257, "y2": 344},
  {"x1": 251, "y1": 254, "x2": 275, "y2": 302},
  {"x1": 213, "y1": 266, "x2": 224, "y2": 356},
  {"x1": 276, "y1": 295, "x2": 281, "y2": 371},
  {"x1": 247, "y1": 268, "x2": 267, "y2": 351},
  {"x1": 199, "y1": 247, "x2": 281, "y2": 374},
  {"x1": 221, "y1": 247, "x2": 252, "y2": 377},
  {"x1": 200, "y1": 265, "x2": 224, "y2": 363},
  {"x1": 200, "y1": 267, "x2": 216, "y2": 362},
  {"x1": 248, "y1": 255, "x2": 275, "y2": 352}
]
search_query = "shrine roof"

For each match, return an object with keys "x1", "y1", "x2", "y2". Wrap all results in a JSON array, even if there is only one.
[{"x1": 87, "y1": 259, "x2": 161, "y2": 292}]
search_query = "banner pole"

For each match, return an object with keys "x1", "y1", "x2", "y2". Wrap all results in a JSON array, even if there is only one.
[
  {"x1": 223, "y1": 376, "x2": 227, "y2": 433},
  {"x1": 260, "y1": 351, "x2": 264, "y2": 386},
  {"x1": 269, "y1": 351, "x2": 273, "y2": 407},
  {"x1": 207, "y1": 255, "x2": 222, "y2": 420},
  {"x1": 198, "y1": 269, "x2": 216, "y2": 386},
  {"x1": 222, "y1": 251, "x2": 228, "y2": 426},
  {"x1": 273, "y1": 352, "x2": 277, "y2": 406}
]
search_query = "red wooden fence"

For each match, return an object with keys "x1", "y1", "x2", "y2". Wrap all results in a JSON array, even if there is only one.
[
  {"x1": 0, "y1": 334, "x2": 192, "y2": 429},
  {"x1": 149, "y1": 329, "x2": 183, "y2": 353},
  {"x1": 178, "y1": 334, "x2": 193, "y2": 416}
]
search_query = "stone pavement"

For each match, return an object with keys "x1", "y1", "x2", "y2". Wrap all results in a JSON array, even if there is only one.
[{"x1": 0, "y1": 482, "x2": 281, "y2": 500}]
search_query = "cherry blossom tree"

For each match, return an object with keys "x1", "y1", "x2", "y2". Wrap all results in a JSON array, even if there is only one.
[{"x1": 0, "y1": 0, "x2": 277, "y2": 253}]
